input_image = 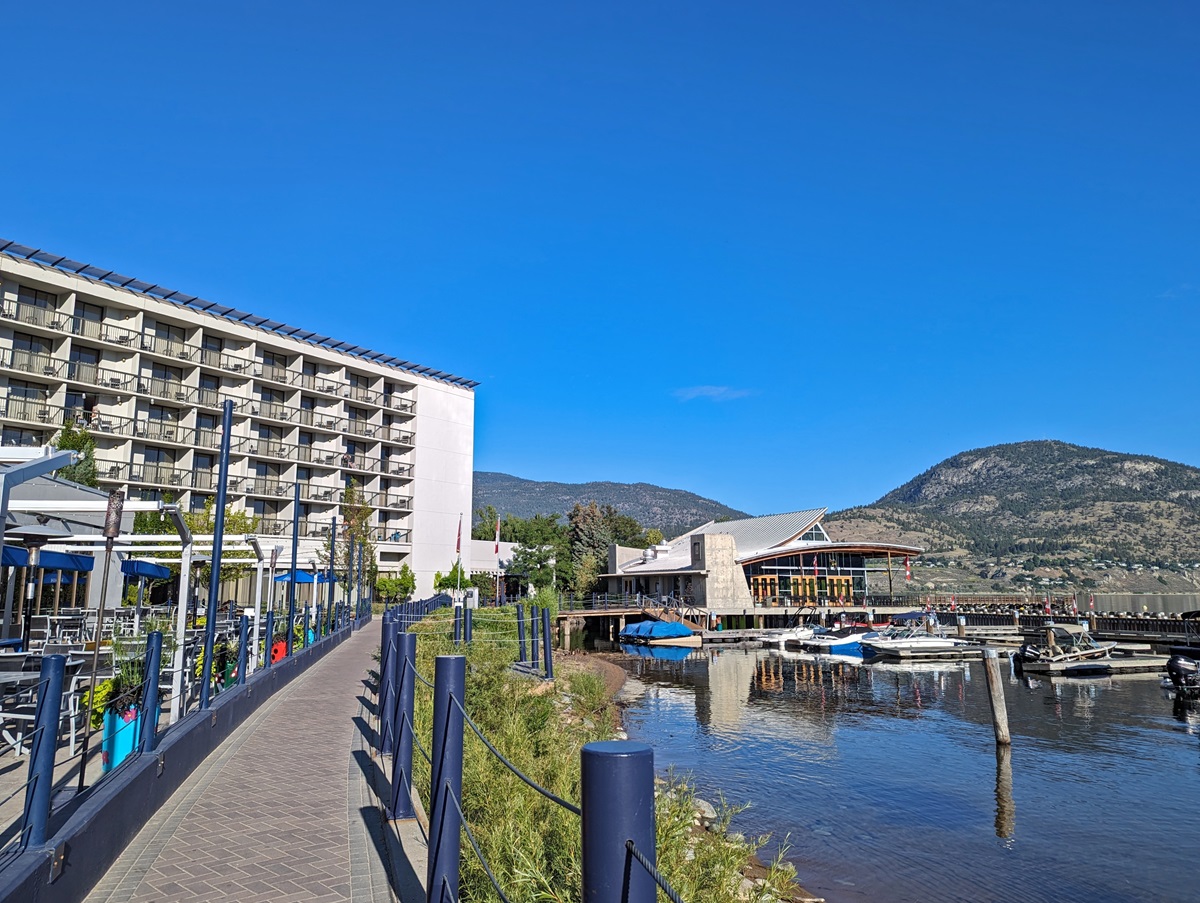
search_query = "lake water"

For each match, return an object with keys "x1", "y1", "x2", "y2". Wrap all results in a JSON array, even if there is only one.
[{"x1": 611, "y1": 645, "x2": 1199, "y2": 903}]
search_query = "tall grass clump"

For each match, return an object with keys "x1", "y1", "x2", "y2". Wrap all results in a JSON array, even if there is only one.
[{"x1": 406, "y1": 608, "x2": 800, "y2": 902}]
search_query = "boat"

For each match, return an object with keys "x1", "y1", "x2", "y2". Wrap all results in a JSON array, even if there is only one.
[
  {"x1": 860, "y1": 612, "x2": 973, "y2": 660},
  {"x1": 798, "y1": 625, "x2": 878, "y2": 657},
  {"x1": 1165, "y1": 655, "x2": 1200, "y2": 699},
  {"x1": 618, "y1": 619, "x2": 703, "y2": 648},
  {"x1": 1017, "y1": 623, "x2": 1116, "y2": 665},
  {"x1": 762, "y1": 624, "x2": 817, "y2": 648}
]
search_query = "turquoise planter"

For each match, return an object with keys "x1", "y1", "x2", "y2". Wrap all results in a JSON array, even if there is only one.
[{"x1": 101, "y1": 703, "x2": 160, "y2": 773}]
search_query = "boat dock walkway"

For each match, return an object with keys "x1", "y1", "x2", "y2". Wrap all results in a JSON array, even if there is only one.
[
  {"x1": 82, "y1": 626, "x2": 425, "y2": 903},
  {"x1": 1019, "y1": 653, "x2": 1168, "y2": 677}
]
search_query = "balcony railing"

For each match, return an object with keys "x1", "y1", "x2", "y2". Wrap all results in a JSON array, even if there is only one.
[
  {"x1": 387, "y1": 429, "x2": 415, "y2": 446},
  {"x1": 253, "y1": 400, "x2": 290, "y2": 422},
  {"x1": 346, "y1": 418, "x2": 376, "y2": 438},
  {"x1": 383, "y1": 462, "x2": 412, "y2": 478},
  {"x1": 243, "y1": 477, "x2": 291, "y2": 497},
  {"x1": 312, "y1": 415, "x2": 344, "y2": 432},
  {"x1": 387, "y1": 396, "x2": 415, "y2": 414},
  {"x1": 303, "y1": 483, "x2": 338, "y2": 502},
  {"x1": 383, "y1": 494, "x2": 413, "y2": 511},
  {"x1": 376, "y1": 529, "x2": 412, "y2": 544},
  {"x1": 68, "y1": 313, "x2": 137, "y2": 348},
  {"x1": 138, "y1": 419, "x2": 181, "y2": 442},
  {"x1": 139, "y1": 376, "x2": 194, "y2": 403},
  {"x1": 1, "y1": 300, "x2": 68, "y2": 331},
  {"x1": 349, "y1": 385, "x2": 383, "y2": 406},
  {"x1": 255, "y1": 364, "x2": 289, "y2": 384},
  {"x1": 257, "y1": 517, "x2": 288, "y2": 536}
]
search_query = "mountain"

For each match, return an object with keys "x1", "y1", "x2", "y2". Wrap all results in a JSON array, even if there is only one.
[
  {"x1": 472, "y1": 472, "x2": 750, "y2": 537},
  {"x1": 824, "y1": 441, "x2": 1200, "y2": 595}
]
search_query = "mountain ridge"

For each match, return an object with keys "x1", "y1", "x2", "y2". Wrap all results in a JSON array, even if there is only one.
[{"x1": 472, "y1": 471, "x2": 750, "y2": 537}]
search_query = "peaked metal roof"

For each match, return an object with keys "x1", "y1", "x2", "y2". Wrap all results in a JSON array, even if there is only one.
[
  {"x1": 680, "y1": 508, "x2": 827, "y2": 553},
  {"x1": 0, "y1": 239, "x2": 479, "y2": 390}
]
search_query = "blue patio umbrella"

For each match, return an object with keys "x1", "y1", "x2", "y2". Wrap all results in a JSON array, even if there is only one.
[
  {"x1": 273, "y1": 570, "x2": 316, "y2": 583},
  {"x1": 42, "y1": 571, "x2": 75, "y2": 584}
]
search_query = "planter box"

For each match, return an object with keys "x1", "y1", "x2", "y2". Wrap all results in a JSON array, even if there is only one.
[{"x1": 101, "y1": 704, "x2": 160, "y2": 773}]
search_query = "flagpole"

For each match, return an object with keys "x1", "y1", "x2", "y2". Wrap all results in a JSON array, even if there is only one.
[{"x1": 455, "y1": 512, "x2": 462, "y2": 602}]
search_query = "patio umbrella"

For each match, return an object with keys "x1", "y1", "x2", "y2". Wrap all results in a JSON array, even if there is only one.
[{"x1": 273, "y1": 570, "x2": 316, "y2": 583}]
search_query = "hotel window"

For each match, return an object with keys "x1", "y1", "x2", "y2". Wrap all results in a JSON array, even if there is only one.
[
  {"x1": 201, "y1": 333, "x2": 223, "y2": 366},
  {"x1": 2, "y1": 426, "x2": 47, "y2": 447},
  {"x1": 17, "y1": 285, "x2": 56, "y2": 309},
  {"x1": 198, "y1": 373, "x2": 220, "y2": 406}
]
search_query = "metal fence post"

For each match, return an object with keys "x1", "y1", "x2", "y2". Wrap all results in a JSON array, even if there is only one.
[
  {"x1": 453, "y1": 605, "x2": 461, "y2": 647},
  {"x1": 139, "y1": 631, "x2": 163, "y2": 753},
  {"x1": 428, "y1": 655, "x2": 466, "y2": 903},
  {"x1": 464, "y1": 606, "x2": 473, "y2": 645},
  {"x1": 388, "y1": 630, "x2": 417, "y2": 820},
  {"x1": 263, "y1": 611, "x2": 275, "y2": 668},
  {"x1": 531, "y1": 607, "x2": 540, "y2": 672},
  {"x1": 516, "y1": 602, "x2": 527, "y2": 663},
  {"x1": 23, "y1": 653, "x2": 65, "y2": 847},
  {"x1": 542, "y1": 607, "x2": 554, "y2": 680},
  {"x1": 581, "y1": 741, "x2": 657, "y2": 903},
  {"x1": 237, "y1": 616, "x2": 249, "y2": 685},
  {"x1": 381, "y1": 617, "x2": 399, "y2": 755}
]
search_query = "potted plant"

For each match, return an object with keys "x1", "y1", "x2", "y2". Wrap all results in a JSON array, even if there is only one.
[{"x1": 90, "y1": 625, "x2": 171, "y2": 772}]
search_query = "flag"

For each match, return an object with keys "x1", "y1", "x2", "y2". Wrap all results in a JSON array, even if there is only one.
[
  {"x1": 1044, "y1": 595, "x2": 1051, "y2": 614},
  {"x1": 812, "y1": 554, "x2": 818, "y2": 577},
  {"x1": 494, "y1": 517, "x2": 501, "y2": 556},
  {"x1": 455, "y1": 513, "x2": 462, "y2": 556},
  {"x1": 904, "y1": 556, "x2": 911, "y2": 583},
  {"x1": 949, "y1": 595, "x2": 956, "y2": 611},
  {"x1": 1071, "y1": 594, "x2": 1078, "y2": 615},
  {"x1": 1089, "y1": 594, "x2": 1095, "y2": 611}
]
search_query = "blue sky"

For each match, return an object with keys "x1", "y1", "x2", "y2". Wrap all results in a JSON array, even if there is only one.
[{"x1": 4, "y1": 2, "x2": 1197, "y2": 516}]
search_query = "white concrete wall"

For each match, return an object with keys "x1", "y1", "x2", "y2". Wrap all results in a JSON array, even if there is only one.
[{"x1": 410, "y1": 381, "x2": 474, "y2": 597}]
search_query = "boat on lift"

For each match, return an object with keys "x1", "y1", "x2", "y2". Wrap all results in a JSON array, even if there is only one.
[{"x1": 1017, "y1": 623, "x2": 1116, "y2": 665}]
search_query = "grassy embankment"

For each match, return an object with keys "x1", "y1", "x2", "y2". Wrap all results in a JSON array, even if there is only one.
[{"x1": 405, "y1": 602, "x2": 800, "y2": 902}]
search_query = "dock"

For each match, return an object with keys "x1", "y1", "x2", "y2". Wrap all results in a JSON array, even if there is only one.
[
  {"x1": 1019, "y1": 653, "x2": 1167, "y2": 677},
  {"x1": 862, "y1": 646, "x2": 986, "y2": 662},
  {"x1": 702, "y1": 629, "x2": 768, "y2": 644}
]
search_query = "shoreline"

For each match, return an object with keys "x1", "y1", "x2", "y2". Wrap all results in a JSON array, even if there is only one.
[{"x1": 558, "y1": 649, "x2": 825, "y2": 903}]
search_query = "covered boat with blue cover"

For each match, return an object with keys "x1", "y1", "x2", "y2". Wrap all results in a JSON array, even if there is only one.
[{"x1": 618, "y1": 619, "x2": 702, "y2": 647}]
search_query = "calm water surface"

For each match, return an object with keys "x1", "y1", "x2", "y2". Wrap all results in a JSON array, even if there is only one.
[{"x1": 612, "y1": 646, "x2": 1199, "y2": 903}]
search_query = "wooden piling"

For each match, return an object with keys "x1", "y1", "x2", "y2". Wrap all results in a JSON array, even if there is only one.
[{"x1": 982, "y1": 648, "x2": 1011, "y2": 746}]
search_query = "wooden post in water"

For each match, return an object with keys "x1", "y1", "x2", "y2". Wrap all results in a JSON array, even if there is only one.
[{"x1": 982, "y1": 648, "x2": 1011, "y2": 746}]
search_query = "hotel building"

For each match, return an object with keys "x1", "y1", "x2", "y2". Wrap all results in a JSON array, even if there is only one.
[{"x1": 0, "y1": 239, "x2": 475, "y2": 598}]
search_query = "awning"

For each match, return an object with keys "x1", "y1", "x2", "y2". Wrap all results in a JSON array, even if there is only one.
[
  {"x1": 121, "y1": 560, "x2": 173, "y2": 580},
  {"x1": 1, "y1": 546, "x2": 96, "y2": 572}
]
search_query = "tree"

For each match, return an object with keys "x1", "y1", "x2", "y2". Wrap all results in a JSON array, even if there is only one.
[
  {"x1": 600, "y1": 505, "x2": 647, "y2": 548},
  {"x1": 52, "y1": 423, "x2": 98, "y2": 488},
  {"x1": 645, "y1": 528, "x2": 664, "y2": 546},
  {"x1": 471, "y1": 505, "x2": 499, "y2": 540},
  {"x1": 184, "y1": 498, "x2": 260, "y2": 589},
  {"x1": 568, "y1": 502, "x2": 609, "y2": 594},
  {"x1": 396, "y1": 562, "x2": 415, "y2": 600},
  {"x1": 319, "y1": 479, "x2": 379, "y2": 598},
  {"x1": 509, "y1": 543, "x2": 558, "y2": 591},
  {"x1": 434, "y1": 560, "x2": 469, "y2": 594}
]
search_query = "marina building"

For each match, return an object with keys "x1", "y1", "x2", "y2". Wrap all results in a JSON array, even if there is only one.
[
  {"x1": 605, "y1": 508, "x2": 922, "y2": 615},
  {"x1": 0, "y1": 240, "x2": 475, "y2": 598}
]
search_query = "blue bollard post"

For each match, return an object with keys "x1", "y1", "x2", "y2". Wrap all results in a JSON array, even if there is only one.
[
  {"x1": 531, "y1": 607, "x2": 539, "y2": 672},
  {"x1": 264, "y1": 611, "x2": 275, "y2": 668},
  {"x1": 140, "y1": 631, "x2": 163, "y2": 752},
  {"x1": 516, "y1": 603, "x2": 527, "y2": 663},
  {"x1": 23, "y1": 654, "x2": 65, "y2": 847},
  {"x1": 464, "y1": 606, "x2": 473, "y2": 645},
  {"x1": 453, "y1": 605, "x2": 461, "y2": 647},
  {"x1": 237, "y1": 616, "x2": 249, "y2": 685},
  {"x1": 381, "y1": 618, "x2": 399, "y2": 754},
  {"x1": 581, "y1": 741, "x2": 657, "y2": 903},
  {"x1": 388, "y1": 631, "x2": 417, "y2": 820},
  {"x1": 542, "y1": 607, "x2": 554, "y2": 680},
  {"x1": 428, "y1": 655, "x2": 466, "y2": 901},
  {"x1": 380, "y1": 614, "x2": 394, "y2": 689}
]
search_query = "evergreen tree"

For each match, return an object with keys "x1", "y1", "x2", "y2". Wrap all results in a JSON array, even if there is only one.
[{"x1": 52, "y1": 423, "x2": 98, "y2": 487}]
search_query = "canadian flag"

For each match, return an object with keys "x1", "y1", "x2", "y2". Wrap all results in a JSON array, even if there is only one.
[
  {"x1": 1089, "y1": 594, "x2": 1095, "y2": 611},
  {"x1": 949, "y1": 595, "x2": 956, "y2": 611},
  {"x1": 455, "y1": 513, "x2": 462, "y2": 556},
  {"x1": 493, "y1": 517, "x2": 501, "y2": 556},
  {"x1": 1071, "y1": 595, "x2": 1078, "y2": 615},
  {"x1": 812, "y1": 554, "x2": 819, "y2": 577},
  {"x1": 1044, "y1": 596, "x2": 1051, "y2": 615},
  {"x1": 904, "y1": 556, "x2": 911, "y2": 582}
]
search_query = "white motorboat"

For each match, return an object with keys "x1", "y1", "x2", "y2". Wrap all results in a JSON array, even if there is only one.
[
  {"x1": 860, "y1": 615, "x2": 972, "y2": 660},
  {"x1": 762, "y1": 625, "x2": 817, "y2": 648},
  {"x1": 799, "y1": 625, "x2": 878, "y2": 657}
]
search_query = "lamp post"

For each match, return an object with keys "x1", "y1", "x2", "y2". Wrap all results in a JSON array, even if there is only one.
[{"x1": 78, "y1": 490, "x2": 125, "y2": 791}]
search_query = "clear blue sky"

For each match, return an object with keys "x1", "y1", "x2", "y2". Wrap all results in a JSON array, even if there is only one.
[{"x1": 5, "y1": 2, "x2": 1197, "y2": 516}]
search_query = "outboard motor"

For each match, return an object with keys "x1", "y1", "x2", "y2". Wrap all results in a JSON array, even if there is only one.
[{"x1": 1167, "y1": 655, "x2": 1199, "y2": 690}]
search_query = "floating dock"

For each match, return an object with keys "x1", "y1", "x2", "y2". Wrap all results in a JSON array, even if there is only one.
[
  {"x1": 863, "y1": 646, "x2": 986, "y2": 662},
  {"x1": 1019, "y1": 653, "x2": 1167, "y2": 676}
]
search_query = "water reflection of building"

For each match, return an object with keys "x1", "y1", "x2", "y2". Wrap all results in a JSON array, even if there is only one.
[{"x1": 604, "y1": 508, "x2": 922, "y2": 616}]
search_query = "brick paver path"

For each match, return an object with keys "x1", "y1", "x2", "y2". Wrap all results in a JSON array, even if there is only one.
[{"x1": 84, "y1": 627, "x2": 405, "y2": 903}]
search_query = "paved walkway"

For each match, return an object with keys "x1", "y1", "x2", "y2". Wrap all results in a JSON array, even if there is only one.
[{"x1": 83, "y1": 627, "x2": 426, "y2": 903}]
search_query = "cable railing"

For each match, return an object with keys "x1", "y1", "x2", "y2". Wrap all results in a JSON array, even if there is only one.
[
  {"x1": 375, "y1": 600, "x2": 686, "y2": 903},
  {"x1": 0, "y1": 594, "x2": 373, "y2": 876}
]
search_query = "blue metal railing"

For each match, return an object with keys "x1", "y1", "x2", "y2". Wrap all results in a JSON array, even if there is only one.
[{"x1": 376, "y1": 600, "x2": 684, "y2": 903}]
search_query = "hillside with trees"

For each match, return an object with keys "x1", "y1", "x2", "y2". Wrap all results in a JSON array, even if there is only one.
[
  {"x1": 473, "y1": 472, "x2": 749, "y2": 538},
  {"x1": 825, "y1": 441, "x2": 1200, "y2": 596}
]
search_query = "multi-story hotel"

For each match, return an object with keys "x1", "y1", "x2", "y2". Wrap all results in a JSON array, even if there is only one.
[{"x1": 0, "y1": 239, "x2": 476, "y2": 598}]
